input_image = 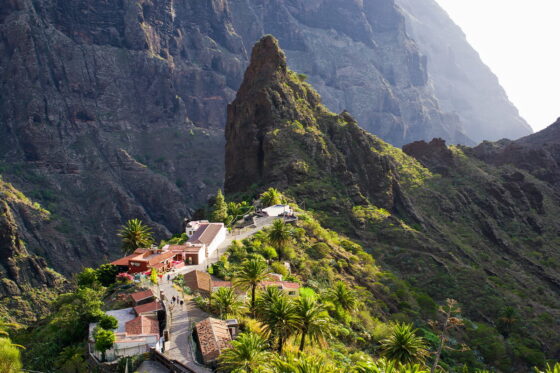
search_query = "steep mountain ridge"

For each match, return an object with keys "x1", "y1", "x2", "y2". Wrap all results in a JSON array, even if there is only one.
[
  {"x1": 0, "y1": 177, "x2": 67, "y2": 324},
  {"x1": 396, "y1": 0, "x2": 532, "y2": 142},
  {"x1": 0, "y1": 0, "x2": 531, "y2": 278},
  {"x1": 225, "y1": 36, "x2": 560, "y2": 368}
]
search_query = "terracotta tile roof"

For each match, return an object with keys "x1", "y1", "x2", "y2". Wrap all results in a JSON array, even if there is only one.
[
  {"x1": 261, "y1": 281, "x2": 300, "y2": 290},
  {"x1": 188, "y1": 223, "x2": 224, "y2": 247},
  {"x1": 110, "y1": 249, "x2": 152, "y2": 266},
  {"x1": 125, "y1": 316, "x2": 159, "y2": 335},
  {"x1": 134, "y1": 301, "x2": 163, "y2": 315},
  {"x1": 184, "y1": 270, "x2": 212, "y2": 293},
  {"x1": 130, "y1": 289, "x2": 154, "y2": 303},
  {"x1": 147, "y1": 251, "x2": 175, "y2": 265},
  {"x1": 169, "y1": 244, "x2": 202, "y2": 253},
  {"x1": 195, "y1": 317, "x2": 232, "y2": 364}
]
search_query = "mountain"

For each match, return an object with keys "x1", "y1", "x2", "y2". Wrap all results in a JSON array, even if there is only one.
[
  {"x1": 0, "y1": 0, "x2": 530, "y2": 278},
  {"x1": 225, "y1": 36, "x2": 560, "y2": 369},
  {"x1": 396, "y1": 0, "x2": 532, "y2": 143},
  {"x1": 0, "y1": 178, "x2": 67, "y2": 324}
]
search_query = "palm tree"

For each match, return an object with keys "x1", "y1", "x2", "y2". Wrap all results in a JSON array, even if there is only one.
[
  {"x1": 234, "y1": 258, "x2": 271, "y2": 314},
  {"x1": 260, "y1": 187, "x2": 284, "y2": 207},
  {"x1": 534, "y1": 363, "x2": 560, "y2": 373},
  {"x1": 354, "y1": 358, "x2": 428, "y2": 373},
  {"x1": 211, "y1": 287, "x2": 243, "y2": 319},
  {"x1": 380, "y1": 323, "x2": 428, "y2": 365},
  {"x1": 326, "y1": 281, "x2": 358, "y2": 313},
  {"x1": 260, "y1": 293, "x2": 300, "y2": 353},
  {"x1": 255, "y1": 285, "x2": 284, "y2": 318},
  {"x1": 272, "y1": 352, "x2": 338, "y2": 373},
  {"x1": 295, "y1": 293, "x2": 332, "y2": 351},
  {"x1": 268, "y1": 219, "x2": 292, "y2": 258},
  {"x1": 0, "y1": 337, "x2": 22, "y2": 373},
  {"x1": 218, "y1": 332, "x2": 271, "y2": 372},
  {"x1": 117, "y1": 219, "x2": 154, "y2": 254}
]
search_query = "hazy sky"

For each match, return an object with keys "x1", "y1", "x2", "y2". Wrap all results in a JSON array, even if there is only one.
[{"x1": 434, "y1": 0, "x2": 560, "y2": 132}]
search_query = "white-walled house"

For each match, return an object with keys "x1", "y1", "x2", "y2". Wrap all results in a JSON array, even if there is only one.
[
  {"x1": 88, "y1": 308, "x2": 163, "y2": 362},
  {"x1": 186, "y1": 221, "x2": 227, "y2": 261},
  {"x1": 262, "y1": 205, "x2": 293, "y2": 217}
]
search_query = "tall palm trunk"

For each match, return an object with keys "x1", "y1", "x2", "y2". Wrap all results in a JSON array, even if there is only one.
[
  {"x1": 299, "y1": 328, "x2": 308, "y2": 352},
  {"x1": 251, "y1": 284, "x2": 257, "y2": 315}
]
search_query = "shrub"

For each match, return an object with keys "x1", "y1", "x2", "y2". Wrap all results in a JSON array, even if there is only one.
[
  {"x1": 308, "y1": 242, "x2": 330, "y2": 259},
  {"x1": 98, "y1": 315, "x2": 118, "y2": 330},
  {"x1": 270, "y1": 262, "x2": 289, "y2": 278},
  {"x1": 259, "y1": 245, "x2": 278, "y2": 260}
]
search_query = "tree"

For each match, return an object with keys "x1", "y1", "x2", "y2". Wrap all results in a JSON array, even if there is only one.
[
  {"x1": 272, "y1": 352, "x2": 338, "y2": 373},
  {"x1": 260, "y1": 293, "x2": 300, "y2": 353},
  {"x1": 55, "y1": 345, "x2": 88, "y2": 373},
  {"x1": 98, "y1": 314, "x2": 118, "y2": 330},
  {"x1": 76, "y1": 268, "x2": 99, "y2": 288},
  {"x1": 218, "y1": 332, "x2": 271, "y2": 372},
  {"x1": 429, "y1": 299, "x2": 466, "y2": 373},
  {"x1": 0, "y1": 337, "x2": 22, "y2": 373},
  {"x1": 260, "y1": 188, "x2": 284, "y2": 207},
  {"x1": 227, "y1": 201, "x2": 254, "y2": 227},
  {"x1": 326, "y1": 281, "x2": 358, "y2": 313},
  {"x1": 295, "y1": 292, "x2": 332, "y2": 351},
  {"x1": 353, "y1": 358, "x2": 428, "y2": 373},
  {"x1": 211, "y1": 189, "x2": 228, "y2": 223},
  {"x1": 534, "y1": 363, "x2": 560, "y2": 373},
  {"x1": 150, "y1": 268, "x2": 158, "y2": 285},
  {"x1": 118, "y1": 219, "x2": 154, "y2": 254},
  {"x1": 95, "y1": 264, "x2": 120, "y2": 287},
  {"x1": 496, "y1": 306, "x2": 517, "y2": 338},
  {"x1": 94, "y1": 328, "x2": 115, "y2": 362},
  {"x1": 268, "y1": 219, "x2": 293, "y2": 259},
  {"x1": 380, "y1": 323, "x2": 428, "y2": 365},
  {"x1": 211, "y1": 287, "x2": 243, "y2": 319},
  {"x1": 234, "y1": 258, "x2": 271, "y2": 314}
]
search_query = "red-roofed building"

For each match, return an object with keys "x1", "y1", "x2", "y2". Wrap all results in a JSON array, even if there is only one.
[
  {"x1": 111, "y1": 248, "x2": 176, "y2": 274},
  {"x1": 134, "y1": 301, "x2": 164, "y2": 316},
  {"x1": 88, "y1": 308, "x2": 163, "y2": 362},
  {"x1": 194, "y1": 317, "x2": 232, "y2": 366},
  {"x1": 130, "y1": 289, "x2": 155, "y2": 306},
  {"x1": 125, "y1": 315, "x2": 160, "y2": 336}
]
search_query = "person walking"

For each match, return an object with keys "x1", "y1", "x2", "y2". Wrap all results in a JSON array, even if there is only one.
[{"x1": 172, "y1": 296, "x2": 176, "y2": 303}]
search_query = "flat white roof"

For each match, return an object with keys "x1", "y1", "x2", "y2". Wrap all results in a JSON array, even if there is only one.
[{"x1": 89, "y1": 307, "x2": 136, "y2": 337}]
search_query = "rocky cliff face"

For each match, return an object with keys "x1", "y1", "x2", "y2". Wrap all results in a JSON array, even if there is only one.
[
  {"x1": 0, "y1": 0, "x2": 242, "y2": 273},
  {"x1": 0, "y1": 0, "x2": 531, "y2": 277},
  {"x1": 396, "y1": 0, "x2": 533, "y2": 142},
  {"x1": 226, "y1": 37, "x2": 560, "y2": 366},
  {"x1": 229, "y1": 0, "x2": 473, "y2": 147},
  {"x1": 0, "y1": 179, "x2": 67, "y2": 324}
]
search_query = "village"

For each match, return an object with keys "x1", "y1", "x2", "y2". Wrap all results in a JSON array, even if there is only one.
[{"x1": 88, "y1": 201, "x2": 300, "y2": 372}]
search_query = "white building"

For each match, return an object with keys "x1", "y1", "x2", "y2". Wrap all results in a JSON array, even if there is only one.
[
  {"x1": 88, "y1": 308, "x2": 163, "y2": 362},
  {"x1": 262, "y1": 204, "x2": 293, "y2": 217},
  {"x1": 186, "y1": 221, "x2": 227, "y2": 261}
]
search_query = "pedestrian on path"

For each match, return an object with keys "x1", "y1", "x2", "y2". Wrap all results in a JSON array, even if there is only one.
[
  {"x1": 167, "y1": 274, "x2": 170, "y2": 281},
  {"x1": 180, "y1": 300, "x2": 184, "y2": 309},
  {"x1": 172, "y1": 296, "x2": 176, "y2": 303}
]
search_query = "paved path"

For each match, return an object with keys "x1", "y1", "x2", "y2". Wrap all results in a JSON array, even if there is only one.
[
  {"x1": 153, "y1": 215, "x2": 277, "y2": 372},
  {"x1": 158, "y1": 278, "x2": 211, "y2": 373}
]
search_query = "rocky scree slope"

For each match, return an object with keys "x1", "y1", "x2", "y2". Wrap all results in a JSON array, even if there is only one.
[
  {"x1": 0, "y1": 0, "x2": 530, "y2": 276},
  {"x1": 226, "y1": 36, "x2": 560, "y2": 366}
]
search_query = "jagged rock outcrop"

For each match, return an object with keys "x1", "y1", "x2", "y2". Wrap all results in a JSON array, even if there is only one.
[
  {"x1": 229, "y1": 0, "x2": 473, "y2": 147},
  {"x1": 0, "y1": 0, "x2": 532, "y2": 277},
  {"x1": 396, "y1": 0, "x2": 533, "y2": 142},
  {"x1": 0, "y1": 180, "x2": 67, "y2": 324},
  {"x1": 226, "y1": 37, "x2": 560, "y2": 365}
]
